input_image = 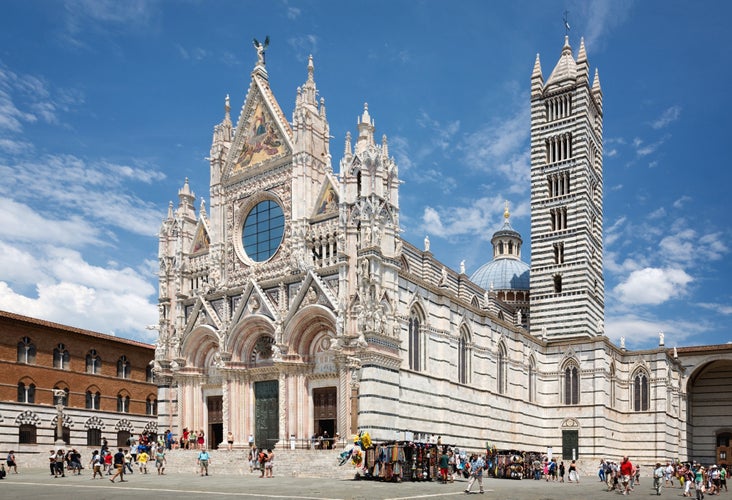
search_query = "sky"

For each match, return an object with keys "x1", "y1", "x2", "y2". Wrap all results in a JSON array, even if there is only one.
[{"x1": 0, "y1": 0, "x2": 730, "y2": 350}]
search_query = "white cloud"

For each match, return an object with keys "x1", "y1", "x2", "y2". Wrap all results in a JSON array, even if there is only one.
[
  {"x1": 614, "y1": 267, "x2": 692, "y2": 305},
  {"x1": 0, "y1": 154, "x2": 165, "y2": 237},
  {"x1": 581, "y1": 0, "x2": 634, "y2": 50},
  {"x1": 652, "y1": 105, "x2": 681, "y2": 129},
  {"x1": 604, "y1": 313, "x2": 701, "y2": 348},
  {"x1": 420, "y1": 196, "x2": 529, "y2": 240},
  {"x1": 0, "y1": 244, "x2": 158, "y2": 342},
  {"x1": 672, "y1": 195, "x2": 692, "y2": 209}
]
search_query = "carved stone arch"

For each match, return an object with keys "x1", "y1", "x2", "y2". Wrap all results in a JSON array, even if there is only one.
[
  {"x1": 560, "y1": 353, "x2": 580, "y2": 371},
  {"x1": 51, "y1": 413, "x2": 74, "y2": 429},
  {"x1": 15, "y1": 409, "x2": 41, "y2": 426},
  {"x1": 561, "y1": 417, "x2": 580, "y2": 428},
  {"x1": 459, "y1": 323, "x2": 472, "y2": 344},
  {"x1": 18, "y1": 375, "x2": 36, "y2": 385},
  {"x1": 470, "y1": 295, "x2": 480, "y2": 308},
  {"x1": 629, "y1": 359, "x2": 651, "y2": 380},
  {"x1": 181, "y1": 325, "x2": 219, "y2": 371},
  {"x1": 400, "y1": 255, "x2": 409, "y2": 273},
  {"x1": 407, "y1": 292, "x2": 427, "y2": 322},
  {"x1": 228, "y1": 314, "x2": 276, "y2": 362},
  {"x1": 285, "y1": 304, "x2": 336, "y2": 357},
  {"x1": 85, "y1": 416, "x2": 106, "y2": 430},
  {"x1": 144, "y1": 421, "x2": 158, "y2": 435},
  {"x1": 115, "y1": 419, "x2": 134, "y2": 433}
]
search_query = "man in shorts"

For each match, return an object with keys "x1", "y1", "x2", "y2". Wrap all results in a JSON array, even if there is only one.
[{"x1": 620, "y1": 456, "x2": 634, "y2": 495}]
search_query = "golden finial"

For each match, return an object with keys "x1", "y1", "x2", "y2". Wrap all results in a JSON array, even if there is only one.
[{"x1": 504, "y1": 200, "x2": 510, "y2": 219}]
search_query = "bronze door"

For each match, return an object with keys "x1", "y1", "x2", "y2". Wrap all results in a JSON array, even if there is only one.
[{"x1": 254, "y1": 380, "x2": 279, "y2": 449}]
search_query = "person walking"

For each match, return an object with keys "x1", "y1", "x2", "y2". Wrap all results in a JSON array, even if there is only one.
[
  {"x1": 138, "y1": 448, "x2": 149, "y2": 474},
  {"x1": 6, "y1": 451, "x2": 17, "y2": 473},
  {"x1": 227, "y1": 431, "x2": 234, "y2": 451},
  {"x1": 654, "y1": 462, "x2": 665, "y2": 495},
  {"x1": 109, "y1": 448, "x2": 126, "y2": 483},
  {"x1": 198, "y1": 447, "x2": 210, "y2": 476},
  {"x1": 90, "y1": 450, "x2": 103, "y2": 479},
  {"x1": 155, "y1": 447, "x2": 166, "y2": 475},
  {"x1": 619, "y1": 456, "x2": 633, "y2": 495},
  {"x1": 55, "y1": 449, "x2": 66, "y2": 477},
  {"x1": 465, "y1": 454, "x2": 485, "y2": 495},
  {"x1": 568, "y1": 460, "x2": 579, "y2": 483},
  {"x1": 439, "y1": 449, "x2": 450, "y2": 484}
]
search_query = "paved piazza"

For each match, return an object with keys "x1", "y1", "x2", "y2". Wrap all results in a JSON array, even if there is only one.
[{"x1": 0, "y1": 469, "x2": 689, "y2": 499}]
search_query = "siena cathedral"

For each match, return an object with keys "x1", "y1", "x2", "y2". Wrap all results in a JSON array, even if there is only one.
[{"x1": 153, "y1": 36, "x2": 732, "y2": 465}]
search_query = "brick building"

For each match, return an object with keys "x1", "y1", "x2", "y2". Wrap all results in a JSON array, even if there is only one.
[{"x1": 0, "y1": 310, "x2": 157, "y2": 460}]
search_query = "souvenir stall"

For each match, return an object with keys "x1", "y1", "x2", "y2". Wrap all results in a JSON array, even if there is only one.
[
  {"x1": 338, "y1": 434, "x2": 439, "y2": 482},
  {"x1": 485, "y1": 445, "x2": 539, "y2": 480}
]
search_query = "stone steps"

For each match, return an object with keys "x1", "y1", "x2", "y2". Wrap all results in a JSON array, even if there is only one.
[{"x1": 158, "y1": 448, "x2": 356, "y2": 479}]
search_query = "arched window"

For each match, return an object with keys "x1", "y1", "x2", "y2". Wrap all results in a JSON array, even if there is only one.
[
  {"x1": 117, "y1": 393, "x2": 130, "y2": 413},
  {"x1": 408, "y1": 310, "x2": 421, "y2": 371},
  {"x1": 19, "y1": 424, "x2": 37, "y2": 444},
  {"x1": 53, "y1": 344, "x2": 70, "y2": 370},
  {"x1": 53, "y1": 386, "x2": 69, "y2": 406},
  {"x1": 117, "y1": 356, "x2": 131, "y2": 379},
  {"x1": 17, "y1": 381, "x2": 36, "y2": 403},
  {"x1": 528, "y1": 357, "x2": 537, "y2": 402},
  {"x1": 497, "y1": 343, "x2": 507, "y2": 394},
  {"x1": 146, "y1": 396, "x2": 158, "y2": 416},
  {"x1": 633, "y1": 370, "x2": 650, "y2": 411},
  {"x1": 87, "y1": 428, "x2": 102, "y2": 446},
  {"x1": 609, "y1": 364, "x2": 616, "y2": 409},
  {"x1": 563, "y1": 363, "x2": 580, "y2": 405},
  {"x1": 17, "y1": 337, "x2": 36, "y2": 364},
  {"x1": 86, "y1": 349, "x2": 101, "y2": 374},
  {"x1": 86, "y1": 390, "x2": 101, "y2": 410},
  {"x1": 458, "y1": 329, "x2": 470, "y2": 384}
]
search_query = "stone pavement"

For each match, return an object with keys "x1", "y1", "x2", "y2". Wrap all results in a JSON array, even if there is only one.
[{"x1": 0, "y1": 468, "x2": 692, "y2": 499}]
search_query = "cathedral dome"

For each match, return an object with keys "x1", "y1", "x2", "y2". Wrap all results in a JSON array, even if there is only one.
[
  {"x1": 469, "y1": 202, "x2": 530, "y2": 291},
  {"x1": 471, "y1": 258, "x2": 530, "y2": 291}
]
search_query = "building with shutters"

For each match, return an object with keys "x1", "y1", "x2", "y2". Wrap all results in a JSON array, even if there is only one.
[{"x1": 0, "y1": 310, "x2": 157, "y2": 454}]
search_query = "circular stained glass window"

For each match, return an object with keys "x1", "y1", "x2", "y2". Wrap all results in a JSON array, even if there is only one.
[{"x1": 242, "y1": 200, "x2": 285, "y2": 262}]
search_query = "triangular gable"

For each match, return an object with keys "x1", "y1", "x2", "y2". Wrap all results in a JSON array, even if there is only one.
[
  {"x1": 312, "y1": 174, "x2": 339, "y2": 218},
  {"x1": 285, "y1": 270, "x2": 337, "y2": 323},
  {"x1": 224, "y1": 77, "x2": 293, "y2": 180},
  {"x1": 182, "y1": 297, "x2": 222, "y2": 336},
  {"x1": 230, "y1": 278, "x2": 279, "y2": 326},
  {"x1": 190, "y1": 221, "x2": 210, "y2": 254}
]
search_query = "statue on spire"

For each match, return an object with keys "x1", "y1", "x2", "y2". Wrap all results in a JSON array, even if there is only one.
[{"x1": 253, "y1": 35, "x2": 270, "y2": 65}]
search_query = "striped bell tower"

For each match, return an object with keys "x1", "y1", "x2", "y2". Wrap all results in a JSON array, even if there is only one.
[{"x1": 529, "y1": 36, "x2": 604, "y2": 340}]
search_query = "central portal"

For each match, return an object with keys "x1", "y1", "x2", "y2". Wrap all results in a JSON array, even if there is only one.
[
  {"x1": 254, "y1": 380, "x2": 279, "y2": 449},
  {"x1": 313, "y1": 386, "x2": 337, "y2": 448}
]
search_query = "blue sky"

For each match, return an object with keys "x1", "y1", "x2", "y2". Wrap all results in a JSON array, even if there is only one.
[{"x1": 0, "y1": 0, "x2": 730, "y2": 350}]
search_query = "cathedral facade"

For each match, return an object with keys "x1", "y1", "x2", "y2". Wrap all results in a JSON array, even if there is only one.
[{"x1": 153, "y1": 37, "x2": 730, "y2": 465}]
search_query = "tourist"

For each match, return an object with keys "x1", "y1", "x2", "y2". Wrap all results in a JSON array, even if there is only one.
[
  {"x1": 568, "y1": 459, "x2": 579, "y2": 483},
  {"x1": 6, "y1": 450, "x2": 17, "y2": 473},
  {"x1": 155, "y1": 447, "x2": 166, "y2": 475},
  {"x1": 654, "y1": 462, "x2": 665, "y2": 495},
  {"x1": 54, "y1": 449, "x2": 65, "y2": 477},
  {"x1": 109, "y1": 448, "x2": 126, "y2": 483},
  {"x1": 464, "y1": 454, "x2": 485, "y2": 495},
  {"x1": 138, "y1": 448, "x2": 149, "y2": 474},
  {"x1": 197, "y1": 429, "x2": 205, "y2": 450},
  {"x1": 90, "y1": 450, "x2": 103, "y2": 479},
  {"x1": 198, "y1": 446, "x2": 210, "y2": 476},
  {"x1": 258, "y1": 448, "x2": 267, "y2": 477},
  {"x1": 265, "y1": 448, "x2": 274, "y2": 478},
  {"x1": 439, "y1": 448, "x2": 449, "y2": 484},
  {"x1": 227, "y1": 431, "x2": 234, "y2": 451},
  {"x1": 619, "y1": 456, "x2": 633, "y2": 495},
  {"x1": 559, "y1": 460, "x2": 565, "y2": 482}
]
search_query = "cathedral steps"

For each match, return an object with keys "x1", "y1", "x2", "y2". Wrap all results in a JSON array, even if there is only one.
[{"x1": 158, "y1": 448, "x2": 356, "y2": 479}]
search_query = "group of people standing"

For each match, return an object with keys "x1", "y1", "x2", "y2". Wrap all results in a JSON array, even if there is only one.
[
  {"x1": 180, "y1": 427, "x2": 206, "y2": 450},
  {"x1": 248, "y1": 446, "x2": 274, "y2": 477}
]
